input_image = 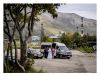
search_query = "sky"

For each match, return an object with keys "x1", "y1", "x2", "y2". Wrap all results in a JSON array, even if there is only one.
[{"x1": 57, "y1": 4, "x2": 96, "y2": 20}]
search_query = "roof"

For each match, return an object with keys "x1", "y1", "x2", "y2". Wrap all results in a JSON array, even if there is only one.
[{"x1": 54, "y1": 42, "x2": 66, "y2": 46}]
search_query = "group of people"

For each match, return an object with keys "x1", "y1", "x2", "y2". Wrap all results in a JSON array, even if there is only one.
[{"x1": 44, "y1": 47, "x2": 56, "y2": 59}]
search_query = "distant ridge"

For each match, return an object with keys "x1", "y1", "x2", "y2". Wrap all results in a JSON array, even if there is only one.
[{"x1": 33, "y1": 12, "x2": 96, "y2": 36}]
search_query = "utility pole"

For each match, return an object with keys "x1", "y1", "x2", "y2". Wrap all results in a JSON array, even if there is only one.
[
  {"x1": 76, "y1": 26, "x2": 78, "y2": 32},
  {"x1": 41, "y1": 23, "x2": 44, "y2": 42},
  {"x1": 73, "y1": 19, "x2": 78, "y2": 33},
  {"x1": 80, "y1": 17, "x2": 84, "y2": 36}
]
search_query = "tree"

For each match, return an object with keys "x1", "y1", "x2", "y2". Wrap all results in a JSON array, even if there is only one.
[
  {"x1": 4, "y1": 4, "x2": 26, "y2": 72},
  {"x1": 42, "y1": 35, "x2": 53, "y2": 42},
  {"x1": 60, "y1": 32, "x2": 74, "y2": 48},
  {"x1": 4, "y1": 4, "x2": 60, "y2": 71},
  {"x1": 4, "y1": 5, "x2": 16, "y2": 63},
  {"x1": 73, "y1": 32, "x2": 81, "y2": 47},
  {"x1": 60, "y1": 33, "x2": 67, "y2": 45}
]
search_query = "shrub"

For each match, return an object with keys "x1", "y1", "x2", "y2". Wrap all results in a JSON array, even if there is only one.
[
  {"x1": 84, "y1": 46, "x2": 93, "y2": 53},
  {"x1": 4, "y1": 60, "x2": 44, "y2": 73},
  {"x1": 78, "y1": 46, "x2": 93, "y2": 53}
]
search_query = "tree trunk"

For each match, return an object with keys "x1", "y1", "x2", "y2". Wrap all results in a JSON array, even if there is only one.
[
  {"x1": 6, "y1": 43, "x2": 10, "y2": 62},
  {"x1": 16, "y1": 60, "x2": 25, "y2": 72},
  {"x1": 13, "y1": 39, "x2": 17, "y2": 63},
  {"x1": 20, "y1": 40, "x2": 27, "y2": 66},
  {"x1": 19, "y1": 32, "x2": 27, "y2": 66},
  {"x1": 9, "y1": 41, "x2": 13, "y2": 62}
]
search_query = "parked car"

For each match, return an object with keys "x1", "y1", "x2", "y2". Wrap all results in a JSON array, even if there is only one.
[
  {"x1": 53, "y1": 42, "x2": 72, "y2": 59},
  {"x1": 27, "y1": 48, "x2": 43, "y2": 59}
]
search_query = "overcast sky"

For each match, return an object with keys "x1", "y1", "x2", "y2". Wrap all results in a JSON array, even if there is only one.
[{"x1": 57, "y1": 4, "x2": 96, "y2": 20}]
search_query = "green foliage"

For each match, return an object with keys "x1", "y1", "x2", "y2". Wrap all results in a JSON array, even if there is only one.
[
  {"x1": 12, "y1": 41, "x2": 20, "y2": 49},
  {"x1": 4, "y1": 4, "x2": 60, "y2": 72},
  {"x1": 26, "y1": 67, "x2": 45, "y2": 73},
  {"x1": 42, "y1": 36, "x2": 53, "y2": 42},
  {"x1": 6, "y1": 64, "x2": 45, "y2": 73},
  {"x1": 61, "y1": 32, "x2": 74, "y2": 48},
  {"x1": 47, "y1": 38, "x2": 53, "y2": 42},
  {"x1": 73, "y1": 32, "x2": 81, "y2": 47},
  {"x1": 27, "y1": 43, "x2": 41, "y2": 49},
  {"x1": 41, "y1": 36, "x2": 48, "y2": 42},
  {"x1": 4, "y1": 60, "x2": 44, "y2": 73},
  {"x1": 4, "y1": 61, "x2": 23, "y2": 73},
  {"x1": 60, "y1": 32, "x2": 96, "y2": 53},
  {"x1": 78, "y1": 46, "x2": 94, "y2": 53}
]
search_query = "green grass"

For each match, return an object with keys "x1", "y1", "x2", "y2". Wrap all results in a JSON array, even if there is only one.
[
  {"x1": 4, "y1": 61, "x2": 45, "y2": 73},
  {"x1": 27, "y1": 43, "x2": 41, "y2": 49},
  {"x1": 26, "y1": 66, "x2": 45, "y2": 73}
]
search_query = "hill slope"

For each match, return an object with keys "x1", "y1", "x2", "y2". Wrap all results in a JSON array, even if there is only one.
[{"x1": 33, "y1": 12, "x2": 96, "y2": 36}]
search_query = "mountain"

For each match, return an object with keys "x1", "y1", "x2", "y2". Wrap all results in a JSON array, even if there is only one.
[
  {"x1": 4, "y1": 12, "x2": 96, "y2": 39},
  {"x1": 33, "y1": 12, "x2": 96, "y2": 36}
]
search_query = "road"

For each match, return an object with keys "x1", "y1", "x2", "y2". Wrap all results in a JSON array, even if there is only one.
[{"x1": 33, "y1": 50, "x2": 96, "y2": 73}]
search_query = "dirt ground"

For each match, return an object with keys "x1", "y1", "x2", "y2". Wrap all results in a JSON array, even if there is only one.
[{"x1": 33, "y1": 50, "x2": 96, "y2": 73}]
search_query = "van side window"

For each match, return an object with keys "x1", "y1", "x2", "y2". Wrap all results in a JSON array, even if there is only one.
[{"x1": 41, "y1": 45, "x2": 51, "y2": 49}]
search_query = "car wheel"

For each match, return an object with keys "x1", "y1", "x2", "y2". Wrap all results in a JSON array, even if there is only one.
[
  {"x1": 56, "y1": 54, "x2": 59, "y2": 58},
  {"x1": 60, "y1": 55, "x2": 62, "y2": 59},
  {"x1": 67, "y1": 57, "x2": 70, "y2": 59},
  {"x1": 40, "y1": 56, "x2": 43, "y2": 59}
]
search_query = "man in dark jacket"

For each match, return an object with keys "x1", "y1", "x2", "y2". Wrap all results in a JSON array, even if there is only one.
[{"x1": 44, "y1": 47, "x2": 49, "y2": 58}]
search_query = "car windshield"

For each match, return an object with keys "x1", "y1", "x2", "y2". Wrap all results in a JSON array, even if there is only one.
[{"x1": 59, "y1": 46, "x2": 69, "y2": 51}]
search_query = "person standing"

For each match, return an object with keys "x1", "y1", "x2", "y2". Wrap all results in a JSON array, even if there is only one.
[
  {"x1": 51, "y1": 43, "x2": 56, "y2": 59},
  {"x1": 51, "y1": 48, "x2": 55, "y2": 59},
  {"x1": 54, "y1": 48, "x2": 57, "y2": 58},
  {"x1": 47, "y1": 47, "x2": 52, "y2": 59},
  {"x1": 44, "y1": 47, "x2": 48, "y2": 58}
]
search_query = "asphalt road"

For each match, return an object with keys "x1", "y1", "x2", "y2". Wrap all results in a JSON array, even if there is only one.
[{"x1": 33, "y1": 50, "x2": 96, "y2": 73}]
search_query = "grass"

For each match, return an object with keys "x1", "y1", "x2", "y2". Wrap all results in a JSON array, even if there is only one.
[
  {"x1": 27, "y1": 43, "x2": 41, "y2": 49},
  {"x1": 12, "y1": 41, "x2": 41, "y2": 49},
  {"x1": 4, "y1": 60, "x2": 45, "y2": 73},
  {"x1": 26, "y1": 67, "x2": 45, "y2": 73}
]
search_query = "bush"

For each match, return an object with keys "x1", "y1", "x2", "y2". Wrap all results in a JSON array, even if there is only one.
[
  {"x1": 78, "y1": 46, "x2": 93, "y2": 53},
  {"x1": 4, "y1": 60, "x2": 45, "y2": 73},
  {"x1": 4, "y1": 61, "x2": 23, "y2": 73},
  {"x1": 26, "y1": 67, "x2": 45, "y2": 73},
  {"x1": 84, "y1": 46, "x2": 93, "y2": 53}
]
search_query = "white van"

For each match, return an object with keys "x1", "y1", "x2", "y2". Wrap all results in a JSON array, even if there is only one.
[
  {"x1": 41, "y1": 42, "x2": 52, "y2": 52},
  {"x1": 53, "y1": 42, "x2": 72, "y2": 59},
  {"x1": 41, "y1": 42, "x2": 72, "y2": 59}
]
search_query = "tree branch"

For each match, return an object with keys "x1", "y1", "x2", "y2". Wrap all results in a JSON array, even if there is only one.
[
  {"x1": 8, "y1": 5, "x2": 20, "y2": 32},
  {"x1": 4, "y1": 28, "x2": 11, "y2": 38},
  {"x1": 4, "y1": 13, "x2": 11, "y2": 36},
  {"x1": 20, "y1": 5, "x2": 26, "y2": 31},
  {"x1": 30, "y1": 5, "x2": 35, "y2": 32}
]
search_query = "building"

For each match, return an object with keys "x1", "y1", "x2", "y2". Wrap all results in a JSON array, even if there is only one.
[{"x1": 31, "y1": 36, "x2": 41, "y2": 45}]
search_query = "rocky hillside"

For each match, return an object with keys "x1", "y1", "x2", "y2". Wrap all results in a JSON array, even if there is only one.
[
  {"x1": 33, "y1": 12, "x2": 96, "y2": 36},
  {"x1": 4, "y1": 12, "x2": 96, "y2": 39}
]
